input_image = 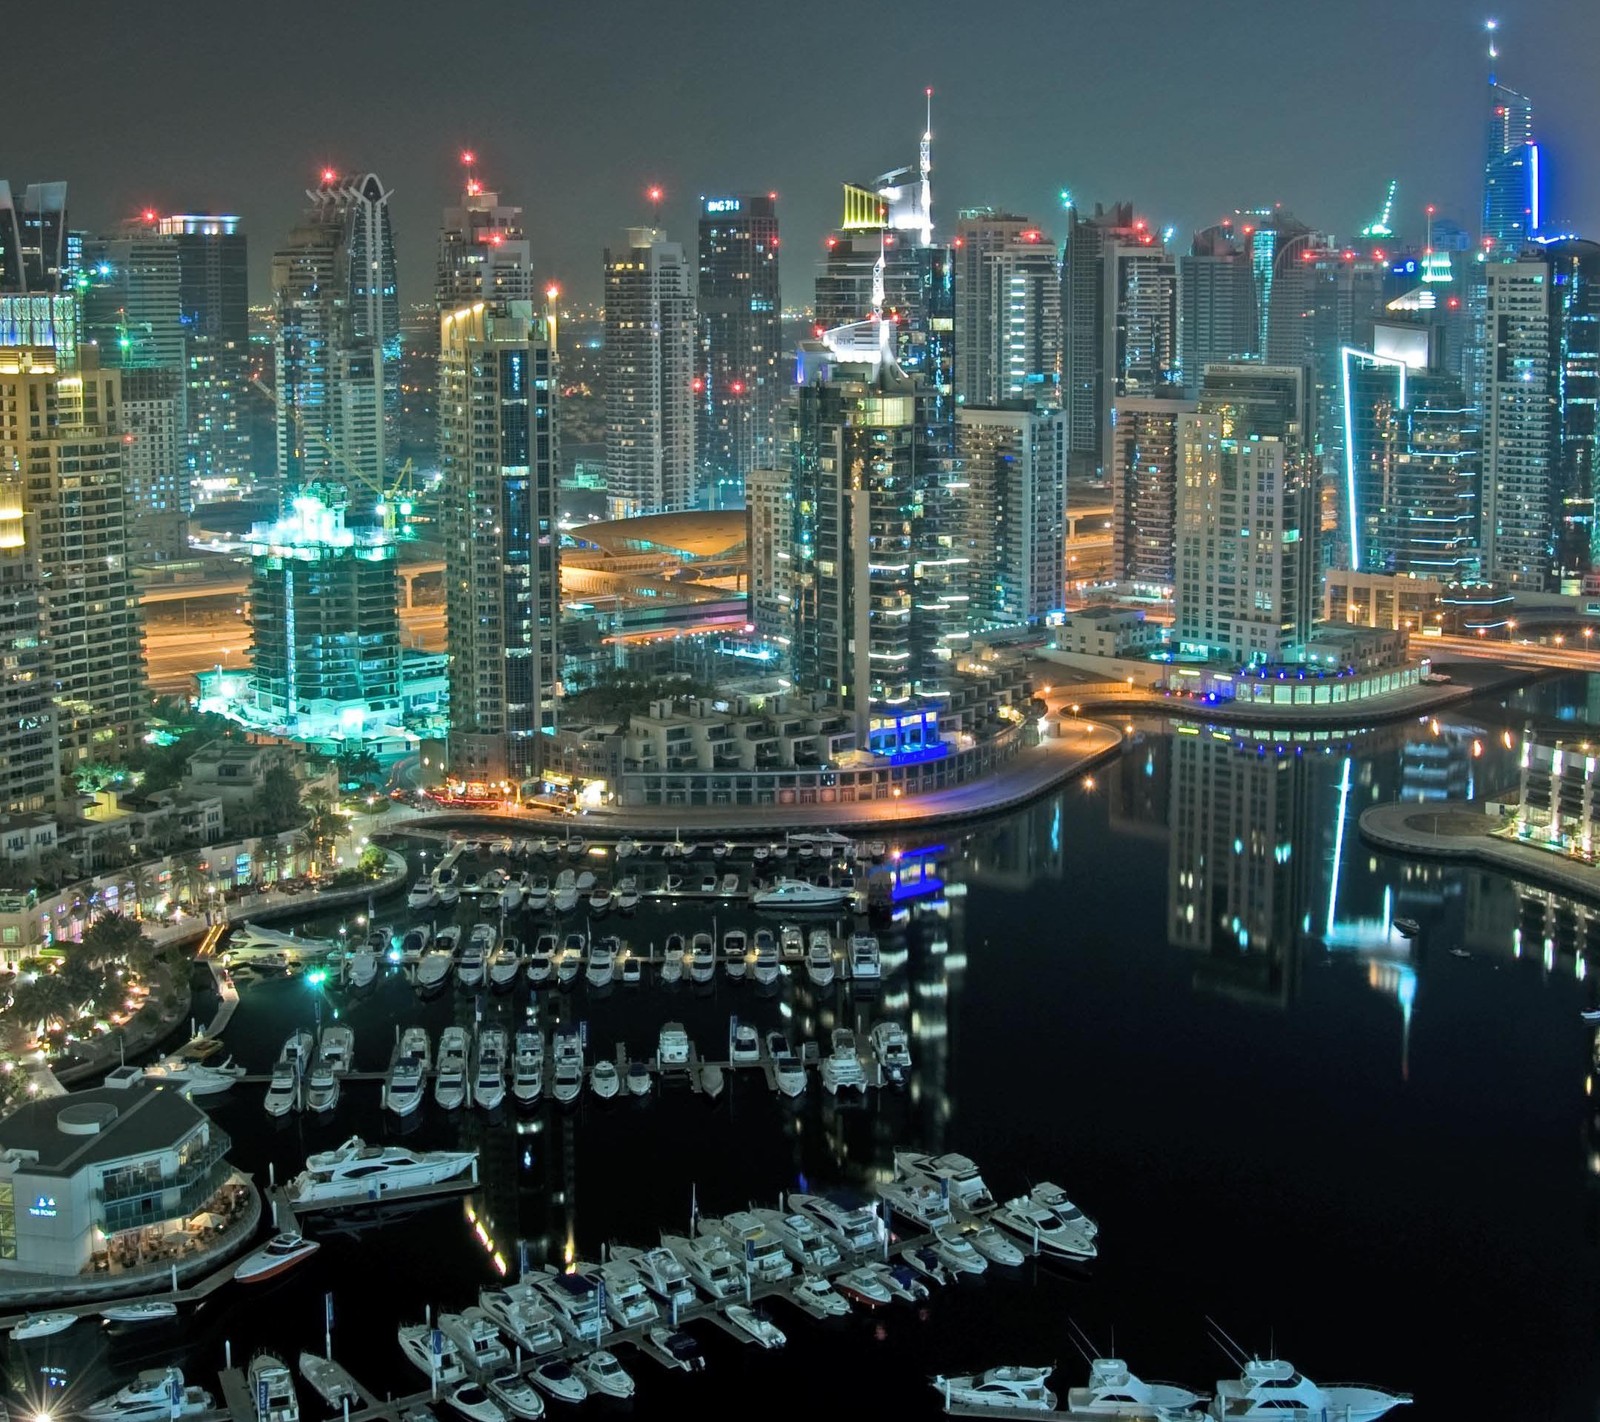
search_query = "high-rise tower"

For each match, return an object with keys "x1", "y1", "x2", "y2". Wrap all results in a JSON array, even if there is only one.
[
  {"x1": 954, "y1": 211, "x2": 1059, "y2": 408},
  {"x1": 0, "y1": 181, "x2": 68, "y2": 293},
  {"x1": 1481, "y1": 19, "x2": 1540, "y2": 257},
  {"x1": 696, "y1": 193, "x2": 781, "y2": 510},
  {"x1": 436, "y1": 154, "x2": 535, "y2": 312}
]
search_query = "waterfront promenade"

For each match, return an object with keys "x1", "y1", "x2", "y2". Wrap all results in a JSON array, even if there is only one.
[{"x1": 1359, "y1": 800, "x2": 1600, "y2": 905}]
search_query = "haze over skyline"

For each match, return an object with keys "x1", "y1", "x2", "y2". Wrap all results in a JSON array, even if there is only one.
[{"x1": 11, "y1": 0, "x2": 1599, "y2": 306}]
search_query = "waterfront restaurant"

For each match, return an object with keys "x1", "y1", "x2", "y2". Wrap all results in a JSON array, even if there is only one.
[{"x1": 0, "y1": 1070, "x2": 247, "y2": 1283}]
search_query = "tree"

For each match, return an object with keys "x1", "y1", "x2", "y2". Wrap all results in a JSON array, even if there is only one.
[
  {"x1": 170, "y1": 850, "x2": 207, "y2": 906},
  {"x1": 34, "y1": 848, "x2": 79, "y2": 892},
  {"x1": 57, "y1": 955, "x2": 108, "y2": 1015},
  {"x1": 77, "y1": 913, "x2": 148, "y2": 968},
  {"x1": 304, "y1": 795, "x2": 341, "y2": 873},
  {"x1": 337, "y1": 746, "x2": 382, "y2": 790},
  {"x1": 8, "y1": 974, "x2": 74, "y2": 1036},
  {"x1": 254, "y1": 766, "x2": 303, "y2": 835}
]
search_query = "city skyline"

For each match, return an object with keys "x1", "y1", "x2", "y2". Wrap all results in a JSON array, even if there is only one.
[{"x1": 9, "y1": 1, "x2": 1598, "y2": 307}]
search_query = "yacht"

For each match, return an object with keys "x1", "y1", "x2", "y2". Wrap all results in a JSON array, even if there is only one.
[
  {"x1": 474, "y1": 1027, "x2": 507, "y2": 1111},
  {"x1": 1391, "y1": 917, "x2": 1421, "y2": 939},
  {"x1": 719, "y1": 872, "x2": 740, "y2": 896},
  {"x1": 931, "y1": 1366, "x2": 1057, "y2": 1413},
  {"x1": 407, "y1": 880, "x2": 438, "y2": 910},
  {"x1": 264, "y1": 1062, "x2": 298, "y2": 1116},
  {"x1": 298, "y1": 1354, "x2": 360, "y2": 1411},
  {"x1": 657, "y1": 1022, "x2": 690, "y2": 1068},
  {"x1": 750, "y1": 1207, "x2": 841, "y2": 1270},
  {"x1": 489, "y1": 940, "x2": 521, "y2": 991},
  {"x1": 627, "y1": 1061, "x2": 653, "y2": 1096},
  {"x1": 661, "y1": 1231, "x2": 747, "y2": 1300},
  {"x1": 590, "y1": 1059, "x2": 620, "y2": 1100},
  {"x1": 768, "y1": 1033, "x2": 807, "y2": 1098},
  {"x1": 525, "y1": 935, "x2": 555, "y2": 986},
  {"x1": 661, "y1": 933, "x2": 685, "y2": 984},
  {"x1": 725, "y1": 1303, "x2": 785, "y2": 1349},
  {"x1": 730, "y1": 1020, "x2": 761, "y2": 1064},
  {"x1": 551, "y1": 870, "x2": 578, "y2": 914},
  {"x1": 699, "y1": 873, "x2": 719, "y2": 895},
  {"x1": 484, "y1": 1371, "x2": 543, "y2": 1421},
  {"x1": 318, "y1": 1026, "x2": 354, "y2": 1073},
  {"x1": 833, "y1": 1265, "x2": 893, "y2": 1309},
  {"x1": 752, "y1": 929, "x2": 780, "y2": 985},
  {"x1": 1031, "y1": 1181, "x2": 1097, "y2": 1237},
  {"x1": 901, "y1": 1242, "x2": 952, "y2": 1286},
  {"x1": 932, "y1": 1223, "x2": 989, "y2": 1275},
  {"x1": 751, "y1": 877, "x2": 849, "y2": 910},
  {"x1": 551, "y1": 1030, "x2": 584, "y2": 1105},
  {"x1": 566, "y1": 837, "x2": 587, "y2": 860},
  {"x1": 280, "y1": 1029, "x2": 314, "y2": 1071},
  {"x1": 399, "y1": 1322, "x2": 466, "y2": 1385},
  {"x1": 235, "y1": 1231, "x2": 320, "y2": 1284},
  {"x1": 721, "y1": 928, "x2": 749, "y2": 979},
  {"x1": 538, "y1": 837, "x2": 559, "y2": 860},
  {"x1": 1209, "y1": 1360, "x2": 1409, "y2": 1422},
  {"x1": 459, "y1": 924, "x2": 495, "y2": 988},
  {"x1": 806, "y1": 929, "x2": 836, "y2": 986},
  {"x1": 287, "y1": 1136, "x2": 477, "y2": 1204},
  {"x1": 779, "y1": 924, "x2": 805, "y2": 961},
  {"x1": 821, "y1": 1027, "x2": 867, "y2": 1095},
  {"x1": 1063, "y1": 1358, "x2": 1208, "y2": 1418},
  {"x1": 699, "y1": 1209, "x2": 793, "y2": 1282},
  {"x1": 646, "y1": 1326, "x2": 706, "y2": 1372},
  {"x1": 611, "y1": 1244, "x2": 697, "y2": 1314},
  {"x1": 384, "y1": 1028, "x2": 430, "y2": 1118},
  {"x1": 615, "y1": 877, "x2": 640, "y2": 913},
  {"x1": 587, "y1": 885, "x2": 612, "y2": 916},
  {"x1": 688, "y1": 932, "x2": 716, "y2": 983},
  {"x1": 304, "y1": 1058, "x2": 339, "y2": 1114},
  {"x1": 869, "y1": 1020, "x2": 912, "y2": 1085},
  {"x1": 874, "y1": 1175, "x2": 954, "y2": 1231},
  {"x1": 894, "y1": 1150, "x2": 997, "y2": 1216},
  {"x1": 593, "y1": 1257, "x2": 660, "y2": 1328},
  {"x1": 574, "y1": 1351, "x2": 633, "y2": 1400},
  {"x1": 478, "y1": 1283, "x2": 563, "y2": 1354},
  {"x1": 868, "y1": 1261, "x2": 929, "y2": 1303},
  {"x1": 473, "y1": 1279, "x2": 563, "y2": 1350},
  {"x1": 443, "y1": 1382, "x2": 506, "y2": 1422},
  {"x1": 529, "y1": 1268, "x2": 608, "y2": 1344},
  {"x1": 101, "y1": 1300, "x2": 178, "y2": 1324},
  {"x1": 787, "y1": 1272, "x2": 851, "y2": 1319},
  {"x1": 436, "y1": 1027, "x2": 470, "y2": 1109},
  {"x1": 556, "y1": 933, "x2": 583, "y2": 985},
  {"x1": 963, "y1": 1222, "x2": 1026, "y2": 1268},
  {"x1": 699, "y1": 1062, "x2": 725, "y2": 1098},
  {"x1": 586, "y1": 937, "x2": 617, "y2": 988},
  {"x1": 497, "y1": 880, "x2": 523, "y2": 916},
  {"x1": 616, "y1": 836, "x2": 639, "y2": 859},
  {"x1": 347, "y1": 946, "x2": 378, "y2": 989},
  {"x1": 439, "y1": 1308, "x2": 512, "y2": 1377},
  {"x1": 9, "y1": 1311, "x2": 76, "y2": 1340},
  {"x1": 574, "y1": 869, "x2": 597, "y2": 894},
  {"x1": 83, "y1": 1369, "x2": 213, "y2": 1422},
  {"x1": 525, "y1": 875, "x2": 551, "y2": 912},
  {"x1": 848, "y1": 933, "x2": 882, "y2": 983},
  {"x1": 142, "y1": 1054, "x2": 245, "y2": 1096},
  {"x1": 787, "y1": 1191, "x2": 883, "y2": 1255},
  {"x1": 246, "y1": 1355, "x2": 297, "y2": 1422},
  {"x1": 512, "y1": 1030, "x2": 544, "y2": 1105},
  {"x1": 434, "y1": 867, "x2": 461, "y2": 906},
  {"x1": 529, "y1": 1360, "x2": 587, "y2": 1404},
  {"x1": 416, "y1": 943, "x2": 454, "y2": 994},
  {"x1": 991, "y1": 1187, "x2": 1098, "y2": 1261}
]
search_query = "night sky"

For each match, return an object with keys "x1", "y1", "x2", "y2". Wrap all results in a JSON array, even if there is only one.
[{"x1": 13, "y1": 0, "x2": 1599, "y2": 307}]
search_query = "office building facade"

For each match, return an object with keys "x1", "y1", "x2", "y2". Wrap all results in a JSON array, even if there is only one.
[{"x1": 1111, "y1": 392, "x2": 1197, "y2": 587}]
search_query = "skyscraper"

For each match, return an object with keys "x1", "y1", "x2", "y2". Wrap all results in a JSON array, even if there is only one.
[
  {"x1": 436, "y1": 158, "x2": 535, "y2": 312},
  {"x1": 745, "y1": 463, "x2": 792, "y2": 650},
  {"x1": 1110, "y1": 391, "x2": 1196, "y2": 587},
  {"x1": 440, "y1": 302, "x2": 560, "y2": 779},
  {"x1": 0, "y1": 181, "x2": 68, "y2": 293},
  {"x1": 0, "y1": 347, "x2": 145, "y2": 791},
  {"x1": 1175, "y1": 364, "x2": 1317, "y2": 665},
  {"x1": 696, "y1": 193, "x2": 781, "y2": 510},
  {"x1": 1481, "y1": 21, "x2": 1539, "y2": 256},
  {"x1": 603, "y1": 226, "x2": 696, "y2": 516},
  {"x1": 1060, "y1": 203, "x2": 1177, "y2": 477},
  {"x1": 0, "y1": 470, "x2": 56, "y2": 815},
  {"x1": 954, "y1": 211, "x2": 1059, "y2": 408},
  {"x1": 956, "y1": 405, "x2": 1066, "y2": 624},
  {"x1": 1179, "y1": 224, "x2": 1258, "y2": 387}
]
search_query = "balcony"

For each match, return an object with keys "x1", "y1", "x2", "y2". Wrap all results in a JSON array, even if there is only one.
[{"x1": 97, "y1": 1127, "x2": 231, "y2": 1205}]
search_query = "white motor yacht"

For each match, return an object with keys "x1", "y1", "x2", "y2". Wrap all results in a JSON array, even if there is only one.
[
  {"x1": 436, "y1": 1026, "x2": 470, "y2": 1110},
  {"x1": 990, "y1": 1188, "x2": 1098, "y2": 1262},
  {"x1": 661, "y1": 1231, "x2": 747, "y2": 1300},
  {"x1": 1031, "y1": 1181, "x2": 1098, "y2": 1237},
  {"x1": 698, "y1": 1209, "x2": 794, "y2": 1281},
  {"x1": 1063, "y1": 1357, "x2": 1208, "y2": 1418},
  {"x1": 750, "y1": 1207, "x2": 841, "y2": 1270},
  {"x1": 868, "y1": 1261, "x2": 929, "y2": 1303},
  {"x1": 142, "y1": 1054, "x2": 245, "y2": 1096},
  {"x1": 616, "y1": 836, "x2": 638, "y2": 859},
  {"x1": 1209, "y1": 1359, "x2": 1409, "y2": 1422},
  {"x1": 439, "y1": 1307, "x2": 512, "y2": 1377},
  {"x1": 660, "y1": 934, "x2": 685, "y2": 985},
  {"x1": 101, "y1": 1300, "x2": 178, "y2": 1324},
  {"x1": 554, "y1": 934, "x2": 582, "y2": 984},
  {"x1": 590, "y1": 1059, "x2": 620, "y2": 1099},
  {"x1": 235, "y1": 1231, "x2": 320, "y2": 1284},
  {"x1": 657, "y1": 1022, "x2": 690, "y2": 1067},
  {"x1": 458, "y1": 925, "x2": 494, "y2": 988},
  {"x1": 489, "y1": 940, "x2": 521, "y2": 990},
  {"x1": 384, "y1": 1040, "x2": 428, "y2": 1119},
  {"x1": 575, "y1": 1351, "x2": 633, "y2": 1400},
  {"x1": 730, "y1": 1019, "x2": 761, "y2": 1064},
  {"x1": 768, "y1": 1033, "x2": 807, "y2": 1098},
  {"x1": 931, "y1": 1365, "x2": 1057, "y2": 1413},
  {"x1": 435, "y1": 867, "x2": 461, "y2": 906},
  {"x1": 725, "y1": 1304, "x2": 785, "y2": 1349},
  {"x1": 287, "y1": 1136, "x2": 478, "y2": 1204},
  {"x1": 264, "y1": 1062, "x2": 298, "y2": 1116},
  {"x1": 626, "y1": 1061, "x2": 653, "y2": 1096},
  {"x1": 477, "y1": 1284, "x2": 563, "y2": 1354},
  {"x1": 474, "y1": 1027, "x2": 507, "y2": 1111},
  {"x1": 416, "y1": 944, "x2": 454, "y2": 994},
  {"x1": 848, "y1": 932, "x2": 881, "y2": 982},
  {"x1": 615, "y1": 877, "x2": 640, "y2": 913},
  {"x1": 83, "y1": 1369, "x2": 212, "y2": 1422},
  {"x1": 280, "y1": 1029, "x2": 314, "y2": 1070},
  {"x1": 719, "y1": 871, "x2": 740, "y2": 897},
  {"x1": 901, "y1": 1241, "x2": 952, "y2": 1286},
  {"x1": 821, "y1": 1027, "x2": 867, "y2": 1095},
  {"x1": 932, "y1": 1222, "x2": 989, "y2": 1275},
  {"x1": 962, "y1": 1222, "x2": 1027, "y2": 1268},
  {"x1": 551, "y1": 870, "x2": 578, "y2": 915},
  {"x1": 528, "y1": 1268, "x2": 608, "y2": 1343},
  {"x1": 688, "y1": 932, "x2": 716, "y2": 983},
  {"x1": 498, "y1": 881, "x2": 524, "y2": 916},
  {"x1": 805, "y1": 929, "x2": 835, "y2": 986},
  {"x1": 407, "y1": 880, "x2": 438, "y2": 910},
  {"x1": 753, "y1": 877, "x2": 850, "y2": 910},
  {"x1": 304, "y1": 1059, "x2": 339, "y2": 1114},
  {"x1": 249, "y1": 1353, "x2": 299, "y2": 1422},
  {"x1": 9, "y1": 1310, "x2": 76, "y2": 1340},
  {"x1": 875, "y1": 1175, "x2": 954, "y2": 1231},
  {"x1": 786, "y1": 1191, "x2": 883, "y2": 1255},
  {"x1": 551, "y1": 1031, "x2": 584, "y2": 1105},
  {"x1": 297, "y1": 1354, "x2": 360, "y2": 1410},
  {"x1": 611, "y1": 1244, "x2": 697, "y2": 1313},
  {"x1": 752, "y1": 929, "x2": 780, "y2": 984},
  {"x1": 574, "y1": 869, "x2": 596, "y2": 893},
  {"x1": 399, "y1": 1323, "x2": 466, "y2": 1385},
  {"x1": 647, "y1": 1326, "x2": 706, "y2": 1372},
  {"x1": 318, "y1": 1026, "x2": 354, "y2": 1073},
  {"x1": 401, "y1": 922, "x2": 433, "y2": 958},
  {"x1": 526, "y1": 934, "x2": 556, "y2": 985},
  {"x1": 869, "y1": 1020, "x2": 912, "y2": 1084},
  {"x1": 699, "y1": 1062, "x2": 725, "y2": 1098},
  {"x1": 593, "y1": 1257, "x2": 660, "y2": 1328},
  {"x1": 586, "y1": 937, "x2": 616, "y2": 987},
  {"x1": 529, "y1": 1360, "x2": 587, "y2": 1404},
  {"x1": 587, "y1": 885, "x2": 612, "y2": 916},
  {"x1": 512, "y1": 1030, "x2": 544, "y2": 1105},
  {"x1": 834, "y1": 1265, "x2": 894, "y2": 1309},
  {"x1": 524, "y1": 875, "x2": 551, "y2": 912},
  {"x1": 722, "y1": 928, "x2": 749, "y2": 979},
  {"x1": 348, "y1": 945, "x2": 378, "y2": 989},
  {"x1": 484, "y1": 1372, "x2": 543, "y2": 1421},
  {"x1": 779, "y1": 923, "x2": 805, "y2": 961},
  {"x1": 786, "y1": 1272, "x2": 851, "y2": 1319},
  {"x1": 894, "y1": 1150, "x2": 998, "y2": 1216}
]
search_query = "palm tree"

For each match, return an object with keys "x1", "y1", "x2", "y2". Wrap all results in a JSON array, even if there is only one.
[
  {"x1": 170, "y1": 849, "x2": 206, "y2": 907},
  {"x1": 288, "y1": 831, "x2": 315, "y2": 879},
  {"x1": 9, "y1": 974, "x2": 75, "y2": 1037},
  {"x1": 304, "y1": 795, "x2": 341, "y2": 874}
]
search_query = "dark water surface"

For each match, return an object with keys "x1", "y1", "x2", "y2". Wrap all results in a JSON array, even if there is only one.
[{"x1": 9, "y1": 683, "x2": 1600, "y2": 1419}]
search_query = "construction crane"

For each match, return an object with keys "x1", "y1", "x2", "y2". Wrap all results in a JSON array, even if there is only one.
[
  {"x1": 1360, "y1": 179, "x2": 1398, "y2": 239},
  {"x1": 248, "y1": 374, "x2": 418, "y2": 537}
]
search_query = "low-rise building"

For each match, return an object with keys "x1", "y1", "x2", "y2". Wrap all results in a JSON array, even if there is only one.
[
  {"x1": 1513, "y1": 737, "x2": 1600, "y2": 861},
  {"x1": 1052, "y1": 606, "x2": 1163, "y2": 659},
  {"x1": 0, "y1": 1072, "x2": 246, "y2": 1282},
  {"x1": 1323, "y1": 570, "x2": 1445, "y2": 632},
  {"x1": 182, "y1": 740, "x2": 309, "y2": 833},
  {"x1": 1295, "y1": 622, "x2": 1409, "y2": 673}
]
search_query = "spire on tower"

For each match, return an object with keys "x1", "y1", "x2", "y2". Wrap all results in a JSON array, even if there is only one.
[
  {"x1": 919, "y1": 87, "x2": 933, "y2": 248},
  {"x1": 1485, "y1": 17, "x2": 1498, "y2": 85}
]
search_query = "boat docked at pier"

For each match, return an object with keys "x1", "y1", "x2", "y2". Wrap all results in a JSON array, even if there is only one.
[
  {"x1": 143, "y1": 1054, "x2": 245, "y2": 1096},
  {"x1": 551, "y1": 1030, "x2": 584, "y2": 1105},
  {"x1": 722, "y1": 928, "x2": 749, "y2": 979},
  {"x1": 1208, "y1": 1358, "x2": 1409, "y2": 1422},
  {"x1": 82, "y1": 1369, "x2": 213, "y2": 1422},
  {"x1": 264, "y1": 1062, "x2": 298, "y2": 1117},
  {"x1": 297, "y1": 1353, "x2": 360, "y2": 1410},
  {"x1": 750, "y1": 1207, "x2": 841, "y2": 1270},
  {"x1": 439, "y1": 1308, "x2": 512, "y2": 1377},
  {"x1": 473, "y1": 1027, "x2": 507, "y2": 1111},
  {"x1": 786, "y1": 1191, "x2": 883, "y2": 1254},
  {"x1": 932, "y1": 1365, "x2": 1057, "y2": 1412},
  {"x1": 875, "y1": 1174, "x2": 954, "y2": 1231},
  {"x1": 661, "y1": 1231, "x2": 747, "y2": 1300},
  {"x1": 752, "y1": 929, "x2": 780, "y2": 985},
  {"x1": 287, "y1": 1136, "x2": 477, "y2": 1205},
  {"x1": 235, "y1": 1231, "x2": 320, "y2": 1283},
  {"x1": 894, "y1": 1150, "x2": 997, "y2": 1215},
  {"x1": 528, "y1": 1268, "x2": 609, "y2": 1343},
  {"x1": 869, "y1": 1020, "x2": 911, "y2": 1084},
  {"x1": 848, "y1": 933, "x2": 881, "y2": 983},
  {"x1": 478, "y1": 1283, "x2": 562, "y2": 1354},
  {"x1": 1057, "y1": 1356, "x2": 1208, "y2": 1418},
  {"x1": 586, "y1": 936, "x2": 617, "y2": 988},
  {"x1": 752, "y1": 877, "x2": 851, "y2": 910},
  {"x1": 821, "y1": 1027, "x2": 867, "y2": 1095},
  {"x1": 525, "y1": 935, "x2": 555, "y2": 986},
  {"x1": 384, "y1": 1027, "x2": 431, "y2": 1118},
  {"x1": 592, "y1": 1257, "x2": 660, "y2": 1328},
  {"x1": 489, "y1": 940, "x2": 521, "y2": 990},
  {"x1": 512, "y1": 1030, "x2": 544, "y2": 1105},
  {"x1": 806, "y1": 929, "x2": 835, "y2": 986},
  {"x1": 698, "y1": 1209, "x2": 793, "y2": 1282},
  {"x1": 399, "y1": 1322, "x2": 465, "y2": 1386},
  {"x1": 249, "y1": 1352, "x2": 299, "y2": 1422},
  {"x1": 435, "y1": 1026, "x2": 470, "y2": 1110},
  {"x1": 610, "y1": 1244, "x2": 696, "y2": 1313},
  {"x1": 688, "y1": 932, "x2": 716, "y2": 983},
  {"x1": 991, "y1": 1184, "x2": 1098, "y2": 1261}
]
